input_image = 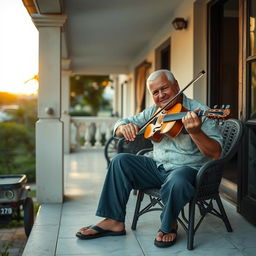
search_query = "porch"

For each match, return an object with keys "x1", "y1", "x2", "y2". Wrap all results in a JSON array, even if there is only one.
[{"x1": 23, "y1": 149, "x2": 256, "y2": 256}]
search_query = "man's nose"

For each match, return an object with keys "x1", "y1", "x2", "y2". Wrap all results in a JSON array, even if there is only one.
[{"x1": 159, "y1": 90, "x2": 165, "y2": 97}]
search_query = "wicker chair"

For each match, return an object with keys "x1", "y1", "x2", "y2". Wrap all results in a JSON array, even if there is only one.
[
  {"x1": 131, "y1": 119, "x2": 244, "y2": 250},
  {"x1": 104, "y1": 134, "x2": 153, "y2": 167},
  {"x1": 116, "y1": 133, "x2": 153, "y2": 155}
]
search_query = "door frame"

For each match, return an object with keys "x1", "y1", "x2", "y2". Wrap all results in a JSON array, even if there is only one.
[{"x1": 237, "y1": 0, "x2": 256, "y2": 225}]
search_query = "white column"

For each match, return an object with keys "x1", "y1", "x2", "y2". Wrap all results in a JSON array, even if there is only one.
[
  {"x1": 110, "y1": 75, "x2": 119, "y2": 117},
  {"x1": 61, "y1": 67, "x2": 71, "y2": 154},
  {"x1": 32, "y1": 14, "x2": 67, "y2": 203}
]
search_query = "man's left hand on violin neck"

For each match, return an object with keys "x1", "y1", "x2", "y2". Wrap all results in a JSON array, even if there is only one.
[{"x1": 181, "y1": 110, "x2": 202, "y2": 135}]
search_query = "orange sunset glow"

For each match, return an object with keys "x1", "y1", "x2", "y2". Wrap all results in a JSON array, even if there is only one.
[{"x1": 0, "y1": 0, "x2": 38, "y2": 95}]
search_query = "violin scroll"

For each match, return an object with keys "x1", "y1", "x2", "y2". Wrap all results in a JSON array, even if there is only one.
[{"x1": 205, "y1": 105, "x2": 231, "y2": 120}]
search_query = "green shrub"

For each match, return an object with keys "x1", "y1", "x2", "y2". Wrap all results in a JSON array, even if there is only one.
[
  {"x1": 0, "y1": 122, "x2": 35, "y2": 182},
  {"x1": 0, "y1": 241, "x2": 12, "y2": 256},
  {"x1": 69, "y1": 110, "x2": 92, "y2": 116}
]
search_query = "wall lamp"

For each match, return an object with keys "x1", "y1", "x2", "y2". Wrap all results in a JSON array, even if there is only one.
[{"x1": 172, "y1": 17, "x2": 187, "y2": 30}]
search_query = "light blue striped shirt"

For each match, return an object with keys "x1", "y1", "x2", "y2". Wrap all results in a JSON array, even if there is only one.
[{"x1": 114, "y1": 95, "x2": 223, "y2": 170}]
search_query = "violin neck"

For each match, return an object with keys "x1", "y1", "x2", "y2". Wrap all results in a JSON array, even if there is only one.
[{"x1": 163, "y1": 110, "x2": 206, "y2": 122}]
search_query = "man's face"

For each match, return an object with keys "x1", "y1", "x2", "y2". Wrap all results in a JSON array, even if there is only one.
[{"x1": 149, "y1": 73, "x2": 180, "y2": 108}]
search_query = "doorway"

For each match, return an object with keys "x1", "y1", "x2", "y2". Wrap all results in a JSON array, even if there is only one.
[
  {"x1": 155, "y1": 38, "x2": 171, "y2": 70},
  {"x1": 238, "y1": 0, "x2": 256, "y2": 225},
  {"x1": 208, "y1": 0, "x2": 239, "y2": 202}
]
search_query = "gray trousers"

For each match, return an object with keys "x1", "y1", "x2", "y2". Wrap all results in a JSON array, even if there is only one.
[{"x1": 96, "y1": 153, "x2": 198, "y2": 233}]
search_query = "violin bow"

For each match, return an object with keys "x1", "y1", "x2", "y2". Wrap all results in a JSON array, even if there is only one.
[{"x1": 139, "y1": 70, "x2": 206, "y2": 132}]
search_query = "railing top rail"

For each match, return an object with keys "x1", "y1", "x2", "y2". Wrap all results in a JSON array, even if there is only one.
[{"x1": 71, "y1": 116, "x2": 119, "y2": 120}]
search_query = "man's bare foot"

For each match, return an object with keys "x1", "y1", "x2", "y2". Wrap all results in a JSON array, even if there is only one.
[
  {"x1": 155, "y1": 222, "x2": 178, "y2": 243},
  {"x1": 79, "y1": 218, "x2": 125, "y2": 236}
]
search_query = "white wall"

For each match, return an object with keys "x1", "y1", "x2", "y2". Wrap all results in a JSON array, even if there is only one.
[
  {"x1": 121, "y1": 0, "x2": 196, "y2": 114},
  {"x1": 171, "y1": 0, "x2": 194, "y2": 98},
  {"x1": 117, "y1": 0, "x2": 209, "y2": 116}
]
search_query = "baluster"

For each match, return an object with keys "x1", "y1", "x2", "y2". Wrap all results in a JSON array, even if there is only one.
[
  {"x1": 84, "y1": 122, "x2": 92, "y2": 148},
  {"x1": 70, "y1": 121, "x2": 78, "y2": 151},
  {"x1": 70, "y1": 117, "x2": 119, "y2": 150},
  {"x1": 94, "y1": 122, "x2": 102, "y2": 148},
  {"x1": 77, "y1": 122, "x2": 83, "y2": 150}
]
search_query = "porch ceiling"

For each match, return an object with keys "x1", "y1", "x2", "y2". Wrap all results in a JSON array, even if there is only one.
[{"x1": 28, "y1": 0, "x2": 181, "y2": 74}]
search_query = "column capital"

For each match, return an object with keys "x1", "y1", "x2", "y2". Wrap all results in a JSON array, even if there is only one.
[
  {"x1": 62, "y1": 58, "x2": 71, "y2": 70},
  {"x1": 31, "y1": 14, "x2": 67, "y2": 28}
]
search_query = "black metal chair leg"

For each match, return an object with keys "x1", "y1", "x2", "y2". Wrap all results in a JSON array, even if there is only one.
[
  {"x1": 131, "y1": 190, "x2": 144, "y2": 230},
  {"x1": 187, "y1": 201, "x2": 196, "y2": 250},
  {"x1": 215, "y1": 195, "x2": 233, "y2": 232}
]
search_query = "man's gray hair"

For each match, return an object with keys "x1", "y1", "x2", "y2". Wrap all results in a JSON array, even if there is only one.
[{"x1": 146, "y1": 69, "x2": 176, "y2": 91}]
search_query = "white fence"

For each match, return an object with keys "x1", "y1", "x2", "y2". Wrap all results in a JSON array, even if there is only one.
[{"x1": 70, "y1": 116, "x2": 119, "y2": 150}]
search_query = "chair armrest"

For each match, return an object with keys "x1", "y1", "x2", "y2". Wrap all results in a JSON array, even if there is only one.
[
  {"x1": 196, "y1": 158, "x2": 224, "y2": 184},
  {"x1": 136, "y1": 148, "x2": 153, "y2": 156},
  {"x1": 117, "y1": 134, "x2": 153, "y2": 154}
]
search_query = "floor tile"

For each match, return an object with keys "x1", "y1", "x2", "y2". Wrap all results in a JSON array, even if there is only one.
[
  {"x1": 146, "y1": 248, "x2": 244, "y2": 256},
  {"x1": 22, "y1": 225, "x2": 59, "y2": 256},
  {"x1": 56, "y1": 231, "x2": 142, "y2": 255},
  {"x1": 240, "y1": 248, "x2": 256, "y2": 256}
]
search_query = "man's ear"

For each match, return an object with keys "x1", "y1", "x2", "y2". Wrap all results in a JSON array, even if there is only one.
[{"x1": 174, "y1": 80, "x2": 180, "y2": 92}]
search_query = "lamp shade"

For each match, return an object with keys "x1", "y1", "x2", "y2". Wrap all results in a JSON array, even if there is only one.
[{"x1": 172, "y1": 18, "x2": 187, "y2": 30}]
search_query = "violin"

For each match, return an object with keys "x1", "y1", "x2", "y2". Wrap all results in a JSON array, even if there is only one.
[{"x1": 144, "y1": 103, "x2": 231, "y2": 142}]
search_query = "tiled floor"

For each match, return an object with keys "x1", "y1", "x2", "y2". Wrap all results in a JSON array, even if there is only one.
[{"x1": 24, "y1": 149, "x2": 256, "y2": 256}]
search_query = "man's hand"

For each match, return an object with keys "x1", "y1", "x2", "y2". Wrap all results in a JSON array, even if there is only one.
[
  {"x1": 115, "y1": 123, "x2": 139, "y2": 141},
  {"x1": 182, "y1": 110, "x2": 202, "y2": 134}
]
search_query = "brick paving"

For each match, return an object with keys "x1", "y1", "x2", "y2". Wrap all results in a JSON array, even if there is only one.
[{"x1": 0, "y1": 226, "x2": 27, "y2": 256}]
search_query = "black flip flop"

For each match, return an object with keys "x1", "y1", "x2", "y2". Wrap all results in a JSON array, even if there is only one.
[
  {"x1": 154, "y1": 227, "x2": 178, "y2": 248},
  {"x1": 76, "y1": 225, "x2": 126, "y2": 240}
]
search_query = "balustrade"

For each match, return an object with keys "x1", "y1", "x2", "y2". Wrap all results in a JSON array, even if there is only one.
[{"x1": 70, "y1": 117, "x2": 118, "y2": 150}]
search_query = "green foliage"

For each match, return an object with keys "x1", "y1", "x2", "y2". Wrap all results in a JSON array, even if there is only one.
[
  {"x1": 0, "y1": 241, "x2": 12, "y2": 256},
  {"x1": 69, "y1": 110, "x2": 92, "y2": 116},
  {"x1": 0, "y1": 97, "x2": 36, "y2": 181},
  {"x1": 70, "y1": 75, "x2": 112, "y2": 116},
  {"x1": 9, "y1": 98, "x2": 37, "y2": 128},
  {"x1": 0, "y1": 220, "x2": 23, "y2": 229},
  {"x1": 0, "y1": 122, "x2": 35, "y2": 179}
]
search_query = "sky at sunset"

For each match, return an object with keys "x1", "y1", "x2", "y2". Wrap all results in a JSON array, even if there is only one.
[{"x1": 0, "y1": 0, "x2": 38, "y2": 95}]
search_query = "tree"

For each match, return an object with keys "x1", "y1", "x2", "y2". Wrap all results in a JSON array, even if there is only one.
[
  {"x1": 0, "y1": 96, "x2": 37, "y2": 181},
  {"x1": 10, "y1": 98, "x2": 37, "y2": 127},
  {"x1": 0, "y1": 122, "x2": 31, "y2": 172},
  {"x1": 70, "y1": 75, "x2": 112, "y2": 116}
]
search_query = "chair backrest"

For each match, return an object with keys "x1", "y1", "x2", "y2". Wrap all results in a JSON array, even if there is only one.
[
  {"x1": 219, "y1": 119, "x2": 244, "y2": 161},
  {"x1": 196, "y1": 118, "x2": 244, "y2": 199}
]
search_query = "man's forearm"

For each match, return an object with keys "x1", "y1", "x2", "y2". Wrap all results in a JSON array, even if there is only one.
[{"x1": 190, "y1": 130, "x2": 222, "y2": 159}]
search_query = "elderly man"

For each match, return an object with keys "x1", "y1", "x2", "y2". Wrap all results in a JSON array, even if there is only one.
[{"x1": 76, "y1": 69, "x2": 222, "y2": 247}]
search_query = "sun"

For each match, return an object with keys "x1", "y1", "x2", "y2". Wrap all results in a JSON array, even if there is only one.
[{"x1": 0, "y1": 0, "x2": 38, "y2": 95}]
